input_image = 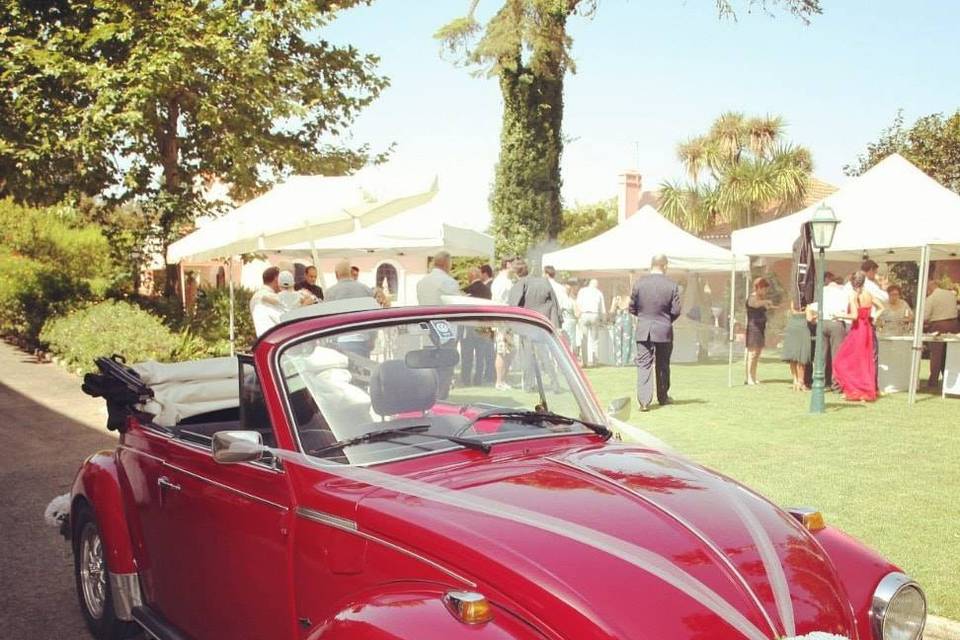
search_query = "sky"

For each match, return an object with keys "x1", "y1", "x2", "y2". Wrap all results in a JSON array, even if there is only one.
[{"x1": 320, "y1": 0, "x2": 960, "y2": 230}]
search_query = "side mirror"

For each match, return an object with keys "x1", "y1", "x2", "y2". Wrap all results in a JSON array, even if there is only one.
[
  {"x1": 606, "y1": 397, "x2": 631, "y2": 422},
  {"x1": 212, "y1": 431, "x2": 265, "y2": 464}
]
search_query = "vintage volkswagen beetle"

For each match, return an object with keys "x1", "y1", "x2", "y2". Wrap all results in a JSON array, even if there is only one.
[{"x1": 67, "y1": 301, "x2": 926, "y2": 640}]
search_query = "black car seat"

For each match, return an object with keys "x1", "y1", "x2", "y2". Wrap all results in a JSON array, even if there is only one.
[{"x1": 369, "y1": 360, "x2": 468, "y2": 434}]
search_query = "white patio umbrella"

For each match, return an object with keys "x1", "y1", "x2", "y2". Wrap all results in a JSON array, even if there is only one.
[
  {"x1": 167, "y1": 171, "x2": 439, "y2": 263},
  {"x1": 166, "y1": 169, "x2": 438, "y2": 354}
]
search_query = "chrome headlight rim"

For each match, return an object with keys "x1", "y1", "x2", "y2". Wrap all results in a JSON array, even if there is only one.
[{"x1": 869, "y1": 571, "x2": 926, "y2": 640}]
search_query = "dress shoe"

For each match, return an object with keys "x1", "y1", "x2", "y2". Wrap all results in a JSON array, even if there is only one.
[
  {"x1": 638, "y1": 403, "x2": 650, "y2": 413},
  {"x1": 659, "y1": 397, "x2": 673, "y2": 406}
]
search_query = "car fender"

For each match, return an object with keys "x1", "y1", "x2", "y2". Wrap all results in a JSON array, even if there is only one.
[
  {"x1": 70, "y1": 450, "x2": 137, "y2": 574},
  {"x1": 813, "y1": 526, "x2": 903, "y2": 640},
  {"x1": 306, "y1": 584, "x2": 547, "y2": 640}
]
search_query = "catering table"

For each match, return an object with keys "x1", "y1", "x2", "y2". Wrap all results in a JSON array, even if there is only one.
[{"x1": 879, "y1": 334, "x2": 960, "y2": 395}]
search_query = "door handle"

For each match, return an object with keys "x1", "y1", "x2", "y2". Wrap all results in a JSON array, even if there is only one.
[{"x1": 157, "y1": 476, "x2": 181, "y2": 492}]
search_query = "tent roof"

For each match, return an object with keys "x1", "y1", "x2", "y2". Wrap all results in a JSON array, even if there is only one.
[
  {"x1": 167, "y1": 169, "x2": 438, "y2": 262},
  {"x1": 276, "y1": 191, "x2": 495, "y2": 258},
  {"x1": 730, "y1": 154, "x2": 960, "y2": 261},
  {"x1": 541, "y1": 205, "x2": 748, "y2": 273}
]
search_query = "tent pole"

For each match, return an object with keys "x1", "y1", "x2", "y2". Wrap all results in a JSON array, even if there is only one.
[
  {"x1": 728, "y1": 257, "x2": 736, "y2": 387},
  {"x1": 228, "y1": 257, "x2": 236, "y2": 357},
  {"x1": 908, "y1": 245, "x2": 931, "y2": 405},
  {"x1": 179, "y1": 263, "x2": 188, "y2": 311}
]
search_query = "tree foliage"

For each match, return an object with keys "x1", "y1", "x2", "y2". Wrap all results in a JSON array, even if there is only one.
[
  {"x1": 1, "y1": 0, "x2": 389, "y2": 291},
  {"x1": 658, "y1": 111, "x2": 813, "y2": 233},
  {"x1": 437, "y1": 1, "x2": 821, "y2": 257},
  {"x1": 845, "y1": 109, "x2": 960, "y2": 193},
  {"x1": 558, "y1": 198, "x2": 616, "y2": 247}
]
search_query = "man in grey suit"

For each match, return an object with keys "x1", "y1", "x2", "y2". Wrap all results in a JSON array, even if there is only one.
[
  {"x1": 509, "y1": 258, "x2": 561, "y2": 392},
  {"x1": 508, "y1": 259, "x2": 561, "y2": 327},
  {"x1": 629, "y1": 255, "x2": 682, "y2": 411}
]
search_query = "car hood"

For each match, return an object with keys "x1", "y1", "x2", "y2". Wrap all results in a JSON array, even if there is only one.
[{"x1": 357, "y1": 444, "x2": 859, "y2": 640}]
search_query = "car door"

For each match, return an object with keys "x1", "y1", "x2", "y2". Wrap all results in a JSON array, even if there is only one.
[{"x1": 122, "y1": 357, "x2": 296, "y2": 639}]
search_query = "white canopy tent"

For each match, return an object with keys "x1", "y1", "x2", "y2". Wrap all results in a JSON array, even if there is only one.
[
  {"x1": 275, "y1": 190, "x2": 494, "y2": 258},
  {"x1": 543, "y1": 205, "x2": 749, "y2": 373},
  {"x1": 165, "y1": 168, "x2": 441, "y2": 354},
  {"x1": 730, "y1": 154, "x2": 960, "y2": 402},
  {"x1": 166, "y1": 170, "x2": 439, "y2": 263},
  {"x1": 542, "y1": 205, "x2": 749, "y2": 273}
]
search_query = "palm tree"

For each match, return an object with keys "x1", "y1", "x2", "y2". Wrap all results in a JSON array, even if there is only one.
[{"x1": 659, "y1": 112, "x2": 811, "y2": 233}]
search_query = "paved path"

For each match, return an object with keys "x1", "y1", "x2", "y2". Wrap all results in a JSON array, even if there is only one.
[{"x1": 0, "y1": 342, "x2": 119, "y2": 639}]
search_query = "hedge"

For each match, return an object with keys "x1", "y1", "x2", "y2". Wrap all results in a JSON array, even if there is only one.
[{"x1": 40, "y1": 300, "x2": 181, "y2": 374}]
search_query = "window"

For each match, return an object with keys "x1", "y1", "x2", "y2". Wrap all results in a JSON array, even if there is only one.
[
  {"x1": 278, "y1": 318, "x2": 603, "y2": 466},
  {"x1": 375, "y1": 262, "x2": 399, "y2": 298}
]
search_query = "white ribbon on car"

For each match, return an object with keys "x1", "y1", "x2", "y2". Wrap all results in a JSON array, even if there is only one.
[{"x1": 276, "y1": 449, "x2": 773, "y2": 640}]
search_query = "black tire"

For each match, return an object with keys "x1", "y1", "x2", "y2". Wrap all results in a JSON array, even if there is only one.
[{"x1": 72, "y1": 502, "x2": 140, "y2": 640}]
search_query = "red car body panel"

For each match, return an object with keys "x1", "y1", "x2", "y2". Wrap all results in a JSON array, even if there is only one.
[{"x1": 71, "y1": 305, "x2": 907, "y2": 639}]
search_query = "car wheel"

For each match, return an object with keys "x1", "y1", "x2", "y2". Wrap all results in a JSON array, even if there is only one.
[{"x1": 72, "y1": 502, "x2": 140, "y2": 640}]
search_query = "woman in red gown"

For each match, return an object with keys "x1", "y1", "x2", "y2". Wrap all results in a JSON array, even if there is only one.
[{"x1": 832, "y1": 272, "x2": 885, "y2": 401}]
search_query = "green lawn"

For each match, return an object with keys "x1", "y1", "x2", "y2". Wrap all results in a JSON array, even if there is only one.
[{"x1": 584, "y1": 360, "x2": 960, "y2": 619}]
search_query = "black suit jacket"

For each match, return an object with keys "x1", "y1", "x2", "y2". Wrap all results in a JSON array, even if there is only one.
[{"x1": 629, "y1": 273, "x2": 681, "y2": 343}]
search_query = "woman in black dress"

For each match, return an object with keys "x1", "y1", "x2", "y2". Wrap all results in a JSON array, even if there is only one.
[{"x1": 745, "y1": 277, "x2": 775, "y2": 385}]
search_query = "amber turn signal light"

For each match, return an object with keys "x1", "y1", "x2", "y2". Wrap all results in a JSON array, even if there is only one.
[
  {"x1": 444, "y1": 591, "x2": 494, "y2": 625},
  {"x1": 787, "y1": 507, "x2": 826, "y2": 532}
]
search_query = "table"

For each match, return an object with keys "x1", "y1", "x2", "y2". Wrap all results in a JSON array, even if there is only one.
[{"x1": 879, "y1": 334, "x2": 960, "y2": 395}]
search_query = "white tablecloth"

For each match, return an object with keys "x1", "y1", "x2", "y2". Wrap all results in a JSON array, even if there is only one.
[
  {"x1": 878, "y1": 339, "x2": 912, "y2": 393},
  {"x1": 944, "y1": 342, "x2": 960, "y2": 398}
]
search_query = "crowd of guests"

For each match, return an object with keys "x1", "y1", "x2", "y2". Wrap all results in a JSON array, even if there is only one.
[{"x1": 746, "y1": 259, "x2": 960, "y2": 401}]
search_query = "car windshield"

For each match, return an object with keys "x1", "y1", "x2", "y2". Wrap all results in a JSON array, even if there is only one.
[{"x1": 278, "y1": 316, "x2": 605, "y2": 465}]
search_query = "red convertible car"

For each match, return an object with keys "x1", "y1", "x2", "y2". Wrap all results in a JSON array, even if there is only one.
[{"x1": 68, "y1": 301, "x2": 926, "y2": 640}]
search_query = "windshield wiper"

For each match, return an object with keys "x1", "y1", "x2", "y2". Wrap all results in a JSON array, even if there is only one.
[
  {"x1": 456, "y1": 409, "x2": 612, "y2": 440},
  {"x1": 309, "y1": 424, "x2": 491, "y2": 457}
]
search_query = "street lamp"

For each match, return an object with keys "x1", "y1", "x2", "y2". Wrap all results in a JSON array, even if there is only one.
[{"x1": 809, "y1": 204, "x2": 840, "y2": 414}]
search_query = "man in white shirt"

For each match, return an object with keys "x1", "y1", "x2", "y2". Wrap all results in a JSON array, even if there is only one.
[
  {"x1": 249, "y1": 266, "x2": 284, "y2": 337},
  {"x1": 490, "y1": 258, "x2": 515, "y2": 305},
  {"x1": 416, "y1": 251, "x2": 461, "y2": 397},
  {"x1": 544, "y1": 265, "x2": 575, "y2": 347},
  {"x1": 812, "y1": 272, "x2": 851, "y2": 391},
  {"x1": 576, "y1": 279, "x2": 605, "y2": 367},
  {"x1": 924, "y1": 276, "x2": 960, "y2": 388},
  {"x1": 416, "y1": 251, "x2": 461, "y2": 305}
]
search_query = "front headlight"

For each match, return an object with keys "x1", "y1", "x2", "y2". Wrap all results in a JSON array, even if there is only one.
[{"x1": 870, "y1": 572, "x2": 926, "y2": 640}]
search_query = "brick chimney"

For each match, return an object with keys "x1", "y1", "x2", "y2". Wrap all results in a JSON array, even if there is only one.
[{"x1": 618, "y1": 170, "x2": 642, "y2": 223}]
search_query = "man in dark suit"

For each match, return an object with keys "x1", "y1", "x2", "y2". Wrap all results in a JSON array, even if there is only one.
[{"x1": 629, "y1": 255, "x2": 682, "y2": 411}]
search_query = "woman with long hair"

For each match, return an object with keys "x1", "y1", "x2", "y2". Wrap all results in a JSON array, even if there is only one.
[
  {"x1": 745, "y1": 277, "x2": 776, "y2": 385},
  {"x1": 832, "y1": 272, "x2": 885, "y2": 401}
]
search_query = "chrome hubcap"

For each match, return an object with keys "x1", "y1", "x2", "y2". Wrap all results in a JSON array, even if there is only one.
[{"x1": 79, "y1": 522, "x2": 107, "y2": 619}]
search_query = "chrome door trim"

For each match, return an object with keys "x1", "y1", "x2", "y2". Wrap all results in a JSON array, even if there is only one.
[
  {"x1": 167, "y1": 463, "x2": 289, "y2": 512},
  {"x1": 295, "y1": 506, "x2": 357, "y2": 531},
  {"x1": 294, "y1": 507, "x2": 475, "y2": 588}
]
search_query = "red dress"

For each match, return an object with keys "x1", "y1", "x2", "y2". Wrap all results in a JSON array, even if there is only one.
[{"x1": 832, "y1": 306, "x2": 877, "y2": 401}]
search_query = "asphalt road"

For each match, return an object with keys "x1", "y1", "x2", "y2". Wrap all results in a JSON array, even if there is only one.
[{"x1": 0, "y1": 343, "x2": 123, "y2": 640}]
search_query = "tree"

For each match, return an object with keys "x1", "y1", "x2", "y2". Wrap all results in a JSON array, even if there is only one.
[
  {"x1": 1, "y1": 0, "x2": 389, "y2": 294},
  {"x1": 658, "y1": 112, "x2": 813, "y2": 233},
  {"x1": 437, "y1": 1, "x2": 821, "y2": 257},
  {"x1": 558, "y1": 198, "x2": 616, "y2": 247},
  {"x1": 845, "y1": 109, "x2": 960, "y2": 193}
]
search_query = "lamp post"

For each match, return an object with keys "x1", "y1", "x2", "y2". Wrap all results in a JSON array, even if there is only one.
[{"x1": 809, "y1": 204, "x2": 840, "y2": 414}]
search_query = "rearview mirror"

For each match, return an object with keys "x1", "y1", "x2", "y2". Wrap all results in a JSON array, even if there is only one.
[
  {"x1": 404, "y1": 347, "x2": 460, "y2": 369},
  {"x1": 606, "y1": 397, "x2": 631, "y2": 422},
  {"x1": 212, "y1": 431, "x2": 265, "y2": 464}
]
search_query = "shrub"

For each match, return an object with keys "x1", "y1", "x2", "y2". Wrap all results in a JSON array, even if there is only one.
[
  {"x1": 40, "y1": 300, "x2": 181, "y2": 374},
  {"x1": 0, "y1": 251, "x2": 92, "y2": 344},
  {"x1": 188, "y1": 286, "x2": 256, "y2": 353},
  {"x1": 0, "y1": 198, "x2": 112, "y2": 281}
]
